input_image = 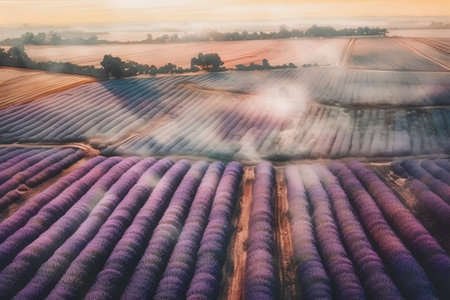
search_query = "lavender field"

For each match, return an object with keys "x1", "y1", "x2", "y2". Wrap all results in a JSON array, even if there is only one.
[
  {"x1": 0, "y1": 148, "x2": 448, "y2": 299},
  {"x1": 0, "y1": 31, "x2": 449, "y2": 299},
  {"x1": 0, "y1": 67, "x2": 449, "y2": 162}
]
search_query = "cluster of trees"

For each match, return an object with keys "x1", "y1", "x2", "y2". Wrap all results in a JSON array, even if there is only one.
[
  {"x1": 0, "y1": 46, "x2": 297, "y2": 79},
  {"x1": 1, "y1": 25, "x2": 388, "y2": 46},
  {"x1": 305, "y1": 25, "x2": 387, "y2": 37},
  {"x1": 0, "y1": 46, "x2": 196, "y2": 78},
  {"x1": 0, "y1": 32, "x2": 108, "y2": 46},
  {"x1": 426, "y1": 21, "x2": 450, "y2": 29},
  {"x1": 0, "y1": 46, "x2": 105, "y2": 77},
  {"x1": 100, "y1": 55, "x2": 193, "y2": 78},
  {"x1": 190, "y1": 53, "x2": 224, "y2": 72},
  {"x1": 235, "y1": 59, "x2": 296, "y2": 71},
  {"x1": 199, "y1": 25, "x2": 387, "y2": 41}
]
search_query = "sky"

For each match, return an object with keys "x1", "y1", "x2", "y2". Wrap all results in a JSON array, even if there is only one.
[{"x1": 0, "y1": 0, "x2": 449, "y2": 25}]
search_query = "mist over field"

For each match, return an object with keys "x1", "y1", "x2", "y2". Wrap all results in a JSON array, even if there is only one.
[{"x1": 0, "y1": 1, "x2": 449, "y2": 300}]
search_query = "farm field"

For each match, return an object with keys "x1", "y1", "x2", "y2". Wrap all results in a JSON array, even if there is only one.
[
  {"x1": 2, "y1": 37, "x2": 448, "y2": 73},
  {"x1": 0, "y1": 148, "x2": 449, "y2": 299},
  {"x1": 348, "y1": 38, "x2": 448, "y2": 71},
  {"x1": 388, "y1": 30, "x2": 450, "y2": 38},
  {"x1": 0, "y1": 68, "x2": 449, "y2": 161},
  {"x1": 399, "y1": 38, "x2": 450, "y2": 69},
  {"x1": 0, "y1": 67, "x2": 95, "y2": 110},
  {"x1": 0, "y1": 36, "x2": 449, "y2": 299},
  {"x1": 5, "y1": 38, "x2": 350, "y2": 68}
]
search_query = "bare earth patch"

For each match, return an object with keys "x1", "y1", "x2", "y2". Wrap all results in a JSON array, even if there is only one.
[
  {"x1": 0, "y1": 67, "x2": 95, "y2": 110},
  {"x1": 19, "y1": 38, "x2": 349, "y2": 69}
]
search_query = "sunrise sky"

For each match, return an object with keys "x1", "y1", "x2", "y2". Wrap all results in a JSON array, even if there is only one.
[{"x1": 0, "y1": 0, "x2": 449, "y2": 25}]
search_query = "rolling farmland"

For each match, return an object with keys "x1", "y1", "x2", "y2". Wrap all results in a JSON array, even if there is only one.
[
  {"x1": 398, "y1": 38, "x2": 450, "y2": 69},
  {"x1": 16, "y1": 38, "x2": 350, "y2": 69},
  {"x1": 0, "y1": 36, "x2": 449, "y2": 299},
  {"x1": 0, "y1": 67, "x2": 449, "y2": 161},
  {"x1": 0, "y1": 149, "x2": 448, "y2": 299},
  {"x1": 8, "y1": 37, "x2": 448, "y2": 72},
  {"x1": 348, "y1": 38, "x2": 447, "y2": 71},
  {"x1": 0, "y1": 67, "x2": 95, "y2": 110}
]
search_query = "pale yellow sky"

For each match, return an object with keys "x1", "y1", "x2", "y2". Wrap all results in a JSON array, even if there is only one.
[{"x1": 0, "y1": 0, "x2": 449, "y2": 25}]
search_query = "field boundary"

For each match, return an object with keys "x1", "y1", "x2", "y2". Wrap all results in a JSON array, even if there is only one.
[
  {"x1": 221, "y1": 166, "x2": 254, "y2": 300},
  {"x1": 341, "y1": 38, "x2": 355, "y2": 67},
  {"x1": 274, "y1": 169, "x2": 299, "y2": 299},
  {"x1": 371, "y1": 164, "x2": 450, "y2": 254},
  {"x1": 396, "y1": 38, "x2": 450, "y2": 71}
]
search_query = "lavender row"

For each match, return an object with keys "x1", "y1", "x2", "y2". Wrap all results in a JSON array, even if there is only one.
[
  {"x1": 330, "y1": 162, "x2": 437, "y2": 299},
  {"x1": 350, "y1": 160, "x2": 450, "y2": 298},
  {"x1": 80, "y1": 158, "x2": 188, "y2": 299},
  {"x1": 0, "y1": 148, "x2": 84, "y2": 209},
  {"x1": 312, "y1": 164, "x2": 402, "y2": 299},
  {"x1": 285, "y1": 166, "x2": 332, "y2": 299},
  {"x1": 0, "y1": 157, "x2": 121, "y2": 271},
  {"x1": 46, "y1": 158, "x2": 178, "y2": 299},
  {"x1": 421, "y1": 160, "x2": 450, "y2": 186},
  {"x1": 0, "y1": 148, "x2": 35, "y2": 171},
  {"x1": 0, "y1": 157, "x2": 137, "y2": 298},
  {"x1": 14, "y1": 157, "x2": 157, "y2": 300},
  {"x1": 245, "y1": 162, "x2": 277, "y2": 300},
  {"x1": 2, "y1": 149, "x2": 85, "y2": 208},
  {"x1": 400, "y1": 159, "x2": 450, "y2": 203},
  {"x1": 121, "y1": 161, "x2": 209, "y2": 299},
  {"x1": 0, "y1": 156, "x2": 106, "y2": 244},
  {"x1": 435, "y1": 159, "x2": 450, "y2": 173},
  {"x1": 0, "y1": 78, "x2": 185, "y2": 144},
  {"x1": 299, "y1": 165, "x2": 365, "y2": 299},
  {"x1": 154, "y1": 162, "x2": 225, "y2": 299},
  {"x1": 186, "y1": 162, "x2": 242, "y2": 299},
  {"x1": 409, "y1": 178, "x2": 450, "y2": 229},
  {"x1": 25, "y1": 149, "x2": 85, "y2": 187},
  {"x1": 0, "y1": 148, "x2": 60, "y2": 185},
  {"x1": 0, "y1": 147, "x2": 19, "y2": 157}
]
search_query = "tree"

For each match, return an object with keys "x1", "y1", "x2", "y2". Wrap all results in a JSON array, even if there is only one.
[
  {"x1": 50, "y1": 34, "x2": 63, "y2": 45},
  {"x1": 190, "y1": 52, "x2": 224, "y2": 72},
  {"x1": 101, "y1": 54, "x2": 126, "y2": 78},
  {"x1": 262, "y1": 59, "x2": 271, "y2": 69},
  {"x1": 158, "y1": 63, "x2": 177, "y2": 74},
  {"x1": 33, "y1": 32, "x2": 46, "y2": 45},
  {"x1": 86, "y1": 36, "x2": 98, "y2": 45},
  {"x1": 22, "y1": 32, "x2": 34, "y2": 44},
  {"x1": 7, "y1": 46, "x2": 32, "y2": 67},
  {"x1": 0, "y1": 48, "x2": 8, "y2": 65}
]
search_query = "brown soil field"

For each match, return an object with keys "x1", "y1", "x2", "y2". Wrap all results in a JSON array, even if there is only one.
[
  {"x1": 1, "y1": 37, "x2": 447, "y2": 73},
  {"x1": 0, "y1": 67, "x2": 95, "y2": 110},
  {"x1": 349, "y1": 37, "x2": 448, "y2": 71},
  {"x1": 17, "y1": 38, "x2": 350, "y2": 69}
]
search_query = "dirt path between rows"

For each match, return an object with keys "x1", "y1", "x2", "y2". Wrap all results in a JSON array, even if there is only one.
[
  {"x1": 0, "y1": 142, "x2": 100, "y2": 156},
  {"x1": 221, "y1": 166, "x2": 254, "y2": 300},
  {"x1": 396, "y1": 38, "x2": 450, "y2": 71},
  {"x1": 274, "y1": 168, "x2": 299, "y2": 299},
  {"x1": 415, "y1": 38, "x2": 450, "y2": 55},
  {"x1": 341, "y1": 38, "x2": 355, "y2": 67}
]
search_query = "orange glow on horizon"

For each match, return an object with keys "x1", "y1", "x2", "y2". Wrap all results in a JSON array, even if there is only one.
[{"x1": 0, "y1": 0, "x2": 448, "y2": 25}]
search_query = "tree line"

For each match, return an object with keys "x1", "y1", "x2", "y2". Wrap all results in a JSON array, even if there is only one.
[
  {"x1": 0, "y1": 25, "x2": 387, "y2": 46},
  {"x1": 0, "y1": 32, "x2": 107, "y2": 46},
  {"x1": 0, "y1": 46, "x2": 296, "y2": 79}
]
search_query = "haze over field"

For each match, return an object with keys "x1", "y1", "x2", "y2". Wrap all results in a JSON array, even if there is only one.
[
  {"x1": 1, "y1": 0, "x2": 449, "y2": 26},
  {"x1": 0, "y1": 1, "x2": 449, "y2": 300}
]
